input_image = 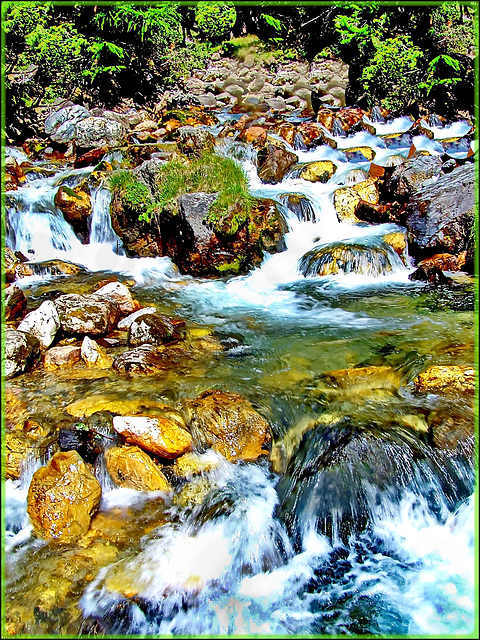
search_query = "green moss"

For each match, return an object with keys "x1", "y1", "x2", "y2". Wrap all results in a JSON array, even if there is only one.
[
  {"x1": 155, "y1": 152, "x2": 254, "y2": 235},
  {"x1": 108, "y1": 170, "x2": 152, "y2": 221},
  {"x1": 214, "y1": 258, "x2": 242, "y2": 274}
]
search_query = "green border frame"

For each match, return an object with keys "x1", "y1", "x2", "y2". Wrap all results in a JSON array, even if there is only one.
[{"x1": 0, "y1": 1, "x2": 478, "y2": 638}]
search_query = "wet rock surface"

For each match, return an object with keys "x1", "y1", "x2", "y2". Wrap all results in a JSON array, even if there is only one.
[{"x1": 27, "y1": 450, "x2": 102, "y2": 543}]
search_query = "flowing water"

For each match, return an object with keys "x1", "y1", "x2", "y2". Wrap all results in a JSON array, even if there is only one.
[{"x1": 3, "y1": 116, "x2": 476, "y2": 636}]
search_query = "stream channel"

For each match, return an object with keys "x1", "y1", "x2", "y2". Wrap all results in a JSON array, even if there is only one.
[{"x1": 3, "y1": 111, "x2": 476, "y2": 637}]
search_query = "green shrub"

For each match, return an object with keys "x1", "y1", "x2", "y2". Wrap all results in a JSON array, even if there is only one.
[
  {"x1": 195, "y1": 2, "x2": 236, "y2": 42},
  {"x1": 361, "y1": 35, "x2": 424, "y2": 111}
]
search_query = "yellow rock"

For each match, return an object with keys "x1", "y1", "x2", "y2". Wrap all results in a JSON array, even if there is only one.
[
  {"x1": 334, "y1": 178, "x2": 379, "y2": 222},
  {"x1": 183, "y1": 389, "x2": 272, "y2": 462},
  {"x1": 343, "y1": 146, "x2": 376, "y2": 161},
  {"x1": 413, "y1": 365, "x2": 475, "y2": 394},
  {"x1": 27, "y1": 451, "x2": 102, "y2": 543},
  {"x1": 398, "y1": 414, "x2": 429, "y2": 433},
  {"x1": 4, "y1": 388, "x2": 29, "y2": 430},
  {"x1": 5, "y1": 430, "x2": 39, "y2": 479},
  {"x1": 105, "y1": 445, "x2": 172, "y2": 491},
  {"x1": 383, "y1": 232, "x2": 407, "y2": 256},
  {"x1": 300, "y1": 160, "x2": 337, "y2": 183}
]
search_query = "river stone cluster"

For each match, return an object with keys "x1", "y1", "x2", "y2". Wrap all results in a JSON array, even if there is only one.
[{"x1": 184, "y1": 53, "x2": 349, "y2": 111}]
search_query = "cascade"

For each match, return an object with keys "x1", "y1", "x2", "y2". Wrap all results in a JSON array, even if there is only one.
[{"x1": 3, "y1": 111, "x2": 475, "y2": 637}]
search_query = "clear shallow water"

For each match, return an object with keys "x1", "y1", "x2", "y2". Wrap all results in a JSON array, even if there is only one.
[{"x1": 3, "y1": 122, "x2": 476, "y2": 637}]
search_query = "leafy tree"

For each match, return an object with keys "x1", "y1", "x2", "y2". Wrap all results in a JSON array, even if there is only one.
[{"x1": 195, "y1": 2, "x2": 236, "y2": 43}]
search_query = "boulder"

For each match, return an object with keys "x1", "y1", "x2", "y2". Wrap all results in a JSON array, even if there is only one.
[
  {"x1": 406, "y1": 164, "x2": 474, "y2": 258},
  {"x1": 171, "y1": 450, "x2": 223, "y2": 479},
  {"x1": 81, "y1": 336, "x2": 113, "y2": 368},
  {"x1": 413, "y1": 365, "x2": 475, "y2": 395},
  {"x1": 21, "y1": 259, "x2": 87, "y2": 277},
  {"x1": 256, "y1": 144, "x2": 298, "y2": 184},
  {"x1": 300, "y1": 160, "x2": 337, "y2": 183},
  {"x1": 177, "y1": 126, "x2": 215, "y2": 156},
  {"x1": 128, "y1": 313, "x2": 184, "y2": 346},
  {"x1": 44, "y1": 344, "x2": 82, "y2": 369},
  {"x1": 54, "y1": 293, "x2": 120, "y2": 336},
  {"x1": 44, "y1": 105, "x2": 90, "y2": 143},
  {"x1": 334, "y1": 178, "x2": 379, "y2": 222},
  {"x1": 105, "y1": 445, "x2": 171, "y2": 491},
  {"x1": 417, "y1": 252, "x2": 467, "y2": 273},
  {"x1": 386, "y1": 154, "x2": 443, "y2": 200},
  {"x1": 75, "y1": 117, "x2": 127, "y2": 149},
  {"x1": 181, "y1": 389, "x2": 272, "y2": 462},
  {"x1": 27, "y1": 451, "x2": 102, "y2": 543},
  {"x1": 92, "y1": 281, "x2": 139, "y2": 316},
  {"x1": 112, "y1": 415, "x2": 192, "y2": 459},
  {"x1": 238, "y1": 125, "x2": 267, "y2": 146},
  {"x1": 5, "y1": 329, "x2": 41, "y2": 379},
  {"x1": 16, "y1": 300, "x2": 60, "y2": 348},
  {"x1": 4, "y1": 284, "x2": 27, "y2": 320},
  {"x1": 5, "y1": 247, "x2": 32, "y2": 283}
]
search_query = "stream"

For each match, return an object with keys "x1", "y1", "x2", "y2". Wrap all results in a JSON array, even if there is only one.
[{"x1": 3, "y1": 112, "x2": 476, "y2": 636}]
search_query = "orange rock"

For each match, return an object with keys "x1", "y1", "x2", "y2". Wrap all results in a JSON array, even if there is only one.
[
  {"x1": 44, "y1": 345, "x2": 82, "y2": 369},
  {"x1": 112, "y1": 415, "x2": 192, "y2": 459},
  {"x1": 418, "y1": 252, "x2": 467, "y2": 272},
  {"x1": 27, "y1": 451, "x2": 102, "y2": 543},
  {"x1": 105, "y1": 445, "x2": 171, "y2": 491}
]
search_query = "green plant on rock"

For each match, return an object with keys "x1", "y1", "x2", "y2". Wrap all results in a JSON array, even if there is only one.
[
  {"x1": 108, "y1": 170, "x2": 152, "y2": 221},
  {"x1": 195, "y1": 2, "x2": 236, "y2": 42},
  {"x1": 154, "y1": 152, "x2": 254, "y2": 235}
]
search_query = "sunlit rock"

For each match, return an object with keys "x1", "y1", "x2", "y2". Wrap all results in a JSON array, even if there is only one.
[
  {"x1": 300, "y1": 160, "x2": 337, "y2": 183},
  {"x1": 417, "y1": 252, "x2": 467, "y2": 273},
  {"x1": 93, "y1": 281, "x2": 139, "y2": 315},
  {"x1": 318, "y1": 365, "x2": 404, "y2": 395},
  {"x1": 65, "y1": 394, "x2": 175, "y2": 418},
  {"x1": 17, "y1": 300, "x2": 60, "y2": 349},
  {"x1": 334, "y1": 178, "x2": 379, "y2": 222},
  {"x1": 5, "y1": 430, "x2": 40, "y2": 480},
  {"x1": 181, "y1": 389, "x2": 272, "y2": 462},
  {"x1": 428, "y1": 406, "x2": 475, "y2": 450},
  {"x1": 105, "y1": 445, "x2": 172, "y2": 491},
  {"x1": 54, "y1": 184, "x2": 92, "y2": 237},
  {"x1": 172, "y1": 450, "x2": 224, "y2": 480},
  {"x1": 81, "y1": 336, "x2": 113, "y2": 369},
  {"x1": 117, "y1": 307, "x2": 157, "y2": 329},
  {"x1": 112, "y1": 415, "x2": 192, "y2": 459},
  {"x1": 54, "y1": 293, "x2": 121, "y2": 336},
  {"x1": 44, "y1": 344, "x2": 82, "y2": 369},
  {"x1": 27, "y1": 451, "x2": 102, "y2": 543},
  {"x1": 75, "y1": 116, "x2": 127, "y2": 149},
  {"x1": 413, "y1": 365, "x2": 475, "y2": 395},
  {"x1": 5, "y1": 328, "x2": 41, "y2": 379}
]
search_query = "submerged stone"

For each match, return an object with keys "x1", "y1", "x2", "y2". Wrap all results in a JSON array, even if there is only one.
[{"x1": 413, "y1": 365, "x2": 475, "y2": 395}]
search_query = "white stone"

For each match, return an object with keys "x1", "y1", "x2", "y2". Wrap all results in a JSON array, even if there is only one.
[
  {"x1": 17, "y1": 300, "x2": 60, "y2": 348},
  {"x1": 93, "y1": 281, "x2": 136, "y2": 314},
  {"x1": 117, "y1": 307, "x2": 157, "y2": 330}
]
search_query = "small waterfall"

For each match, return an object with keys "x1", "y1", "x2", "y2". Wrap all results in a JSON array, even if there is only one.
[
  {"x1": 298, "y1": 237, "x2": 406, "y2": 279},
  {"x1": 89, "y1": 186, "x2": 125, "y2": 253}
]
